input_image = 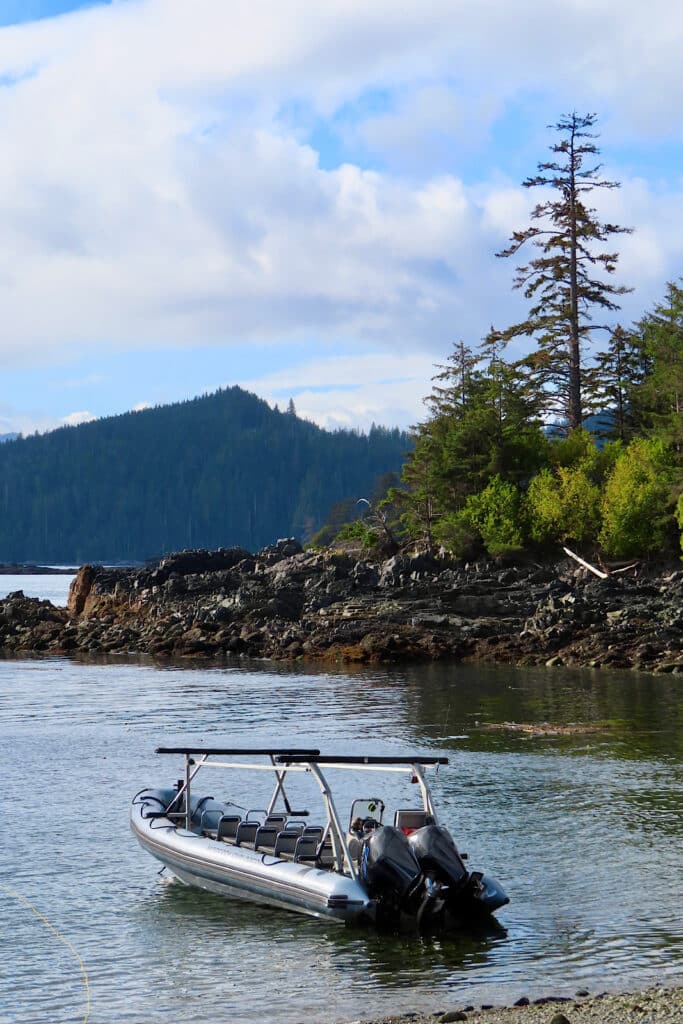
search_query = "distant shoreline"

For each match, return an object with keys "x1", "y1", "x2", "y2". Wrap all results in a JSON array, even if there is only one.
[{"x1": 0, "y1": 564, "x2": 76, "y2": 575}]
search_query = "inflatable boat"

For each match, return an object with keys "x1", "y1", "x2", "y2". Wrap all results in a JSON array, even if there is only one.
[{"x1": 131, "y1": 747, "x2": 508, "y2": 928}]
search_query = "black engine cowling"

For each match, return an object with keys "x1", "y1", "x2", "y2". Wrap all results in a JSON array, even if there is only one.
[
  {"x1": 360, "y1": 825, "x2": 423, "y2": 910},
  {"x1": 408, "y1": 825, "x2": 469, "y2": 891},
  {"x1": 359, "y1": 823, "x2": 508, "y2": 926},
  {"x1": 409, "y1": 825, "x2": 509, "y2": 917}
]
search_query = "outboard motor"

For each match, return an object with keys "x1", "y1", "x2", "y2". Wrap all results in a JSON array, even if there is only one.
[
  {"x1": 360, "y1": 826, "x2": 423, "y2": 921},
  {"x1": 409, "y1": 825, "x2": 509, "y2": 917},
  {"x1": 408, "y1": 825, "x2": 469, "y2": 892}
]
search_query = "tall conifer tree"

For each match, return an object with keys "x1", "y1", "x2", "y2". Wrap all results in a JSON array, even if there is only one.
[{"x1": 495, "y1": 112, "x2": 632, "y2": 429}]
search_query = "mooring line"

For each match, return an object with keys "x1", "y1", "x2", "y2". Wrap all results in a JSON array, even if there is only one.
[{"x1": 0, "y1": 882, "x2": 91, "y2": 1023}]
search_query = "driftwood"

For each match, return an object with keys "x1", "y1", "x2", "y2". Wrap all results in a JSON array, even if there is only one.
[{"x1": 562, "y1": 546, "x2": 609, "y2": 579}]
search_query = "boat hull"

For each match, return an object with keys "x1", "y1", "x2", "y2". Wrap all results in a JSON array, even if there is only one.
[{"x1": 131, "y1": 789, "x2": 374, "y2": 924}]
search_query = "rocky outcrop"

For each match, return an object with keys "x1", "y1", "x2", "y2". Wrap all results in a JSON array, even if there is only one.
[
  {"x1": 0, "y1": 591, "x2": 68, "y2": 652},
  {"x1": 2, "y1": 540, "x2": 682, "y2": 673}
]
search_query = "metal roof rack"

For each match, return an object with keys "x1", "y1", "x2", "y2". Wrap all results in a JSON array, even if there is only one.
[
  {"x1": 155, "y1": 747, "x2": 321, "y2": 756},
  {"x1": 274, "y1": 754, "x2": 449, "y2": 766}
]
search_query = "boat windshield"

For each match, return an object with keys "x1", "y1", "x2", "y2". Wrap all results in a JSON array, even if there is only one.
[{"x1": 349, "y1": 798, "x2": 385, "y2": 829}]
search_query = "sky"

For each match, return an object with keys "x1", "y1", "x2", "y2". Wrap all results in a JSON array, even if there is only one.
[{"x1": 0, "y1": 0, "x2": 683, "y2": 436}]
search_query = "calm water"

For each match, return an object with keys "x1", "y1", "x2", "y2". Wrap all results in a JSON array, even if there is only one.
[
  {"x1": 0, "y1": 573, "x2": 74, "y2": 606},
  {"x1": 0, "y1": 587, "x2": 681, "y2": 1023}
]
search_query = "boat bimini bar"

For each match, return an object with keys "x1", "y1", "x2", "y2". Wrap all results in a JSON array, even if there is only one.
[{"x1": 131, "y1": 746, "x2": 509, "y2": 928}]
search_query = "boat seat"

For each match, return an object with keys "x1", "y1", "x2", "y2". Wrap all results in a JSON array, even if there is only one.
[
  {"x1": 235, "y1": 821, "x2": 260, "y2": 847},
  {"x1": 296, "y1": 826, "x2": 325, "y2": 861},
  {"x1": 316, "y1": 837, "x2": 335, "y2": 868},
  {"x1": 273, "y1": 830, "x2": 303, "y2": 858},
  {"x1": 245, "y1": 808, "x2": 269, "y2": 825},
  {"x1": 293, "y1": 835, "x2": 320, "y2": 862},
  {"x1": 394, "y1": 809, "x2": 430, "y2": 836},
  {"x1": 264, "y1": 814, "x2": 288, "y2": 830},
  {"x1": 302, "y1": 826, "x2": 324, "y2": 840},
  {"x1": 216, "y1": 814, "x2": 242, "y2": 842},
  {"x1": 254, "y1": 826, "x2": 279, "y2": 852},
  {"x1": 200, "y1": 806, "x2": 225, "y2": 834}
]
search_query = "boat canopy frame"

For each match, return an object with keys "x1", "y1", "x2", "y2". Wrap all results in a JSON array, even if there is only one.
[{"x1": 155, "y1": 747, "x2": 448, "y2": 879}]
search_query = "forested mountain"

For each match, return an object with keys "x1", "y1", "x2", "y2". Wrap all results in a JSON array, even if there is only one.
[{"x1": 0, "y1": 388, "x2": 409, "y2": 563}]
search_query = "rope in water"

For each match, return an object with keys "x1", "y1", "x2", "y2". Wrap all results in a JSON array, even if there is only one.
[{"x1": 0, "y1": 882, "x2": 91, "y2": 1023}]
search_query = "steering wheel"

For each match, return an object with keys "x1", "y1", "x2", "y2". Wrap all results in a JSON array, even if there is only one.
[{"x1": 362, "y1": 817, "x2": 379, "y2": 832}]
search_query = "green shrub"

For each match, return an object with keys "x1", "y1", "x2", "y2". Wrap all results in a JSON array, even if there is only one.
[
  {"x1": 334, "y1": 520, "x2": 379, "y2": 549},
  {"x1": 550, "y1": 427, "x2": 597, "y2": 468},
  {"x1": 432, "y1": 512, "x2": 478, "y2": 559},
  {"x1": 677, "y1": 492, "x2": 683, "y2": 559},
  {"x1": 525, "y1": 468, "x2": 561, "y2": 546},
  {"x1": 308, "y1": 523, "x2": 339, "y2": 548},
  {"x1": 525, "y1": 465, "x2": 601, "y2": 546},
  {"x1": 462, "y1": 476, "x2": 525, "y2": 557},
  {"x1": 599, "y1": 438, "x2": 674, "y2": 557}
]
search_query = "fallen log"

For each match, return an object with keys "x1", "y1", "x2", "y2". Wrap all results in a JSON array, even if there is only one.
[{"x1": 562, "y1": 546, "x2": 609, "y2": 580}]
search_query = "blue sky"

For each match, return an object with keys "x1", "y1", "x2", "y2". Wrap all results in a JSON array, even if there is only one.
[
  {"x1": 0, "y1": 0, "x2": 683, "y2": 435},
  {"x1": 0, "y1": 0, "x2": 108, "y2": 26}
]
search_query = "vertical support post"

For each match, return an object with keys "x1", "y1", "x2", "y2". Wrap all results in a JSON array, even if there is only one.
[
  {"x1": 309, "y1": 764, "x2": 357, "y2": 880},
  {"x1": 185, "y1": 754, "x2": 192, "y2": 832},
  {"x1": 412, "y1": 764, "x2": 438, "y2": 824}
]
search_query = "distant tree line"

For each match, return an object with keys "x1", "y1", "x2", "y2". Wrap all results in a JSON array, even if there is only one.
[
  {"x1": 0, "y1": 387, "x2": 409, "y2": 563},
  {"x1": 320, "y1": 115, "x2": 683, "y2": 562}
]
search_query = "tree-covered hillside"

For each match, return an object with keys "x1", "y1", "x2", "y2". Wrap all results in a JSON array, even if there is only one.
[{"x1": 0, "y1": 387, "x2": 409, "y2": 563}]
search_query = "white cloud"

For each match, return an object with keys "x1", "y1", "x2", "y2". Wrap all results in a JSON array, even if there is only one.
[
  {"x1": 0, "y1": 403, "x2": 98, "y2": 434},
  {"x1": 51, "y1": 373, "x2": 107, "y2": 389},
  {"x1": 0, "y1": 0, "x2": 680, "y2": 402},
  {"x1": 344, "y1": 86, "x2": 503, "y2": 171},
  {"x1": 0, "y1": 403, "x2": 60, "y2": 435},
  {"x1": 239, "y1": 351, "x2": 440, "y2": 430},
  {"x1": 61, "y1": 410, "x2": 97, "y2": 426}
]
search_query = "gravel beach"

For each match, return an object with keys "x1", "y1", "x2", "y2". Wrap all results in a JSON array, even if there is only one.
[
  {"x1": 352, "y1": 983, "x2": 683, "y2": 1024},
  {"x1": 350, "y1": 986, "x2": 683, "y2": 1024}
]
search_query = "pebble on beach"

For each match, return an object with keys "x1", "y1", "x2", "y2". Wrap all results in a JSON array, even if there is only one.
[{"x1": 354, "y1": 985, "x2": 683, "y2": 1024}]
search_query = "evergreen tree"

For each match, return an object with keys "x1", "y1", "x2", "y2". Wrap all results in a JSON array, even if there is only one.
[
  {"x1": 392, "y1": 430, "x2": 440, "y2": 549},
  {"x1": 495, "y1": 112, "x2": 632, "y2": 429},
  {"x1": 632, "y1": 281, "x2": 683, "y2": 455},
  {"x1": 585, "y1": 325, "x2": 650, "y2": 440},
  {"x1": 396, "y1": 337, "x2": 547, "y2": 549},
  {"x1": 426, "y1": 341, "x2": 481, "y2": 418}
]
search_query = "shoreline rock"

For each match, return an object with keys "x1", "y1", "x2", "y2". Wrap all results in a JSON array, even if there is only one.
[{"x1": 0, "y1": 542, "x2": 681, "y2": 674}]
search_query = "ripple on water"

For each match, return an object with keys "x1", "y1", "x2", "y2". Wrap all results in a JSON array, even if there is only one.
[{"x1": 1, "y1": 654, "x2": 682, "y2": 1023}]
